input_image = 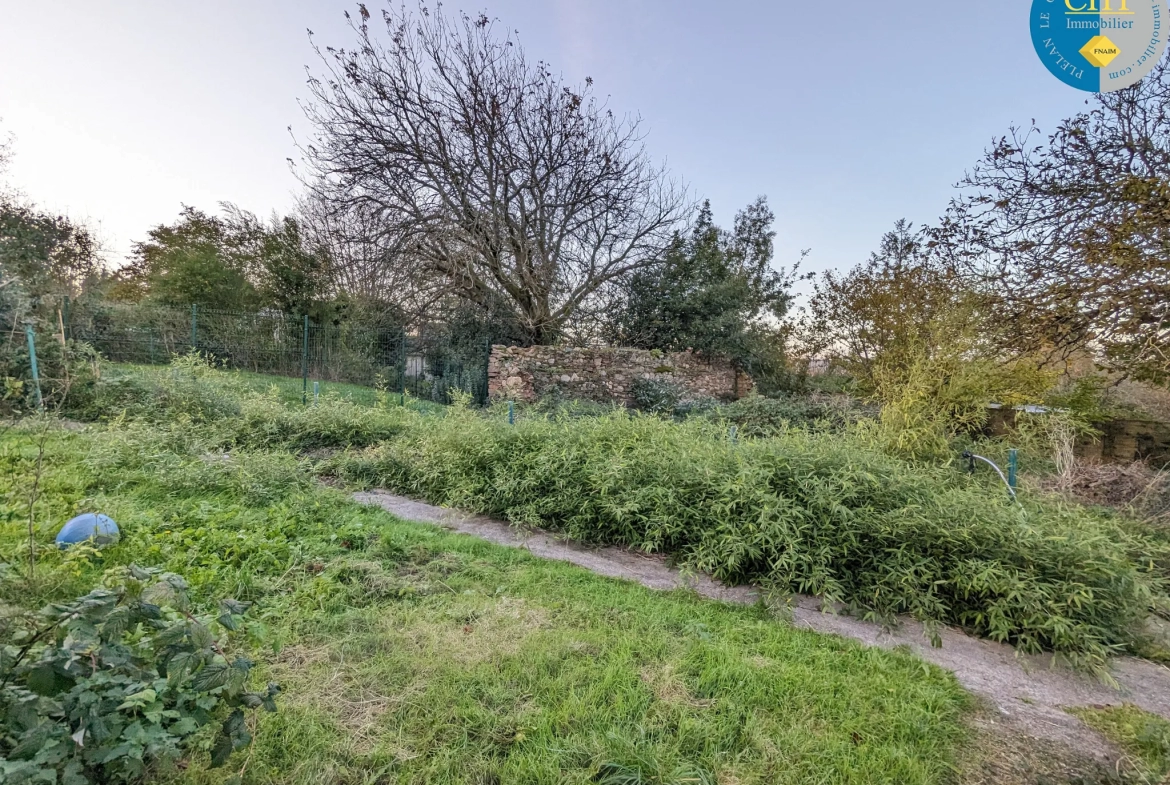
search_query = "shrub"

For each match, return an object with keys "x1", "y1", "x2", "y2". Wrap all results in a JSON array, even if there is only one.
[
  {"x1": 630, "y1": 377, "x2": 719, "y2": 418},
  {"x1": 332, "y1": 407, "x2": 1166, "y2": 669},
  {"x1": 0, "y1": 566, "x2": 278, "y2": 784},
  {"x1": 0, "y1": 336, "x2": 103, "y2": 418},
  {"x1": 630, "y1": 377, "x2": 684, "y2": 414},
  {"x1": 712, "y1": 394, "x2": 875, "y2": 436},
  {"x1": 67, "y1": 359, "x2": 241, "y2": 426},
  {"x1": 232, "y1": 393, "x2": 409, "y2": 451}
]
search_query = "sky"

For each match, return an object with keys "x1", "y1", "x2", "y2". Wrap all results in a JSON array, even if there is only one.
[{"x1": 0, "y1": 0, "x2": 1094, "y2": 292}]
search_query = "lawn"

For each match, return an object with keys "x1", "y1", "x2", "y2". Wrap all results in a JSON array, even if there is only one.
[{"x1": 0, "y1": 412, "x2": 969, "y2": 784}]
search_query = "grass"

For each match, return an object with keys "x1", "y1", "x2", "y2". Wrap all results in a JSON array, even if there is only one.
[
  {"x1": 326, "y1": 401, "x2": 1170, "y2": 669},
  {"x1": 1068, "y1": 704, "x2": 1170, "y2": 783},
  {"x1": 58, "y1": 362, "x2": 1170, "y2": 668},
  {"x1": 12, "y1": 359, "x2": 1170, "y2": 780},
  {"x1": 0, "y1": 418, "x2": 970, "y2": 784}
]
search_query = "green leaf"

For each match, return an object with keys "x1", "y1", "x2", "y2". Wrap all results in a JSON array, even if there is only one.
[
  {"x1": 116, "y1": 688, "x2": 157, "y2": 711},
  {"x1": 9, "y1": 722, "x2": 53, "y2": 761},
  {"x1": 189, "y1": 622, "x2": 215, "y2": 651},
  {"x1": 169, "y1": 716, "x2": 199, "y2": 736},
  {"x1": 209, "y1": 731, "x2": 234, "y2": 768},
  {"x1": 219, "y1": 599, "x2": 252, "y2": 616},
  {"x1": 262, "y1": 683, "x2": 281, "y2": 712},
  {"x1": 165, "y1": 651, "x2": 196, "y2": 686},
  {"x1": 26, "y1": 664, "x2": 72, "y2": 697},
  {"x1": 191, "y1": 663, "x2": 229, "y2": 691},
  {"x1": 61, "y1": 758, "x2": 88, "y2": 785}
]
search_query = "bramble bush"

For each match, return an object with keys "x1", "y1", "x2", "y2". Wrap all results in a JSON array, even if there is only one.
[{"x1": 0, "y1": 566, "x2": 277, "y2": 784}]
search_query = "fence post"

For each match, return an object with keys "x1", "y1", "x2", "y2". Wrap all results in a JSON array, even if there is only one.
[
  {"x1": 314, "y1": 381, "x2": 320, "y2": 405},
  {"x1": 508, "y1": 400, "x2": 514, "y2": 426},
  {"x1": 302, "y1": 315, "x2": 310, "y2": 406},
  {"x1": 190, "y1": 304, "x2": 198, "y2": 351},
  {"x1": 25, "y1": 325, "x2": 44, "y2": 412},
  {"x1": 1008, "y1": 449, "x2": 1019, "y2": 491}
]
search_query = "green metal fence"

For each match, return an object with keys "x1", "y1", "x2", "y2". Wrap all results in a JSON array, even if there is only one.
[{"x1": 63, "y1": 300, "x2": 492, "y2": 405}]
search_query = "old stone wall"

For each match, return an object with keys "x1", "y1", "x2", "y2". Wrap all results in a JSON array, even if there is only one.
[
  {"x1": 488, "y1": 345, "x2": 753, "y2": 405},
  {"x1": 987, "y1": 408, "x2": 1170, "y2": 467},
  {"x1": 1079, "y1": 418, "x2": 1170, "y2": 467}
]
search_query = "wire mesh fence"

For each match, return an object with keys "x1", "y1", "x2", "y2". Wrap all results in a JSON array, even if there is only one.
[{"x1": 62, "y1": 300, "x2": 492, "y2": 405}]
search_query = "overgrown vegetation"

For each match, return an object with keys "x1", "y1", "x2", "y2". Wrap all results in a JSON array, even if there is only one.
[
  {"x1": 1069, "y1": 704, "x2": 1170, "y2": 783},
  {"x1": 711, "y1": 393, "x2": 876, "y2": 437},
  {"x1": 0, "y1": 567, "x2": 277, "y2": 784},
  {"x1": 33, "y1": 362, "x2": 1167, "y2": 671},
  {"x1": 321, "y1": 399, "x2": 1166, "y2": 670},
  {"x1": 0, "y1": 396, "x2": 972, "y2": 783}
]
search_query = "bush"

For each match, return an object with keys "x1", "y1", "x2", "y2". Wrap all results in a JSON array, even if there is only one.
[
  {"x1": 630, "y1": 378, "x2": 719, "y2": 418},
  {"x1": 0, "y1": 566, "x2": 277, "y2": 784},
  {"x1": 863, "y1": 345, "x2": 1054, "y2": 461},
  {"x1": 0, "y1": 336, "x2": 103, "y2": 418},
  {"x1": 67, "y1": 358, "x2": 241, "y2": 426},
  {"x1": 232, "y1": 393, "x2": 410, "y2": 451},
  {"x1": 55, "y1": 362, "x2": 1170, "y2": 668},
  {"x1": 330, "y1": 407, "x2": 1167, "y2": 669},
  {"x1": 712, "y1": 394, "x2": 875, "y2": 436}
]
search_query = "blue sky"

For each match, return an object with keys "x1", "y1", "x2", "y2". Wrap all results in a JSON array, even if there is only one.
[{"x1": 0, "y1": 1, "x2": 1092, "y2": 294}]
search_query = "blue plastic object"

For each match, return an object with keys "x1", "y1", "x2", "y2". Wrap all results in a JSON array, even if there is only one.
[{"x1": 56, "y1": 513, "x2": 120, "y2": 549}]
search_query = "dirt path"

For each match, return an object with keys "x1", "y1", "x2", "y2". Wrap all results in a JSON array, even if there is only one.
[{"x1": 354, "y1": 490, "x2": 1170, "y2": 762}]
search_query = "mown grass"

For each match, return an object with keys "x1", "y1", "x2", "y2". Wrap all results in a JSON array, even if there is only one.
[{"x1": 0, "y1": 419, "x2": 970, "y2": 784}]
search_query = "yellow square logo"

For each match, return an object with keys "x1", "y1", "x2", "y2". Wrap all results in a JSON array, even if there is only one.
[{"x1": 1080, "y1": 35, "x2": 1122, "y2": 67}]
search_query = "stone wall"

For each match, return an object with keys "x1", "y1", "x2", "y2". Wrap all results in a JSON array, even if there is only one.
[
  {"x1": 1079, "y1": 418, "x2": 1170, "y2": 467},
  {"x1": 488, "y1": 345, "x2": 753, "y2": 405},
  {"x1": 988, "y1": 408, "x2": 1170, "y2": 467}
]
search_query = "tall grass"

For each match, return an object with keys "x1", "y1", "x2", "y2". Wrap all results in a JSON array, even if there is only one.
[
  {"x1": 328, "y1": 404, "x2": 1167, "y2": 669},
  {"x1": 0, "y1": 420, "x2": 970, "y2": 784},
  {"x1": 57, "y1": 363, "x2": 1170, "y2": 667}
]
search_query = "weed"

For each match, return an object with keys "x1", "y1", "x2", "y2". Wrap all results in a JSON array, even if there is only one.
[
  {"x1": 1068, "y1": 704, "x2": 1170, "y2": 782},
  {"x1": 0, "y1": 418, "x2": 970, "y2": 784}
]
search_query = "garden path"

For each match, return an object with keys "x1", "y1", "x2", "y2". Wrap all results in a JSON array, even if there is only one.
[{"x1": 354, "y1": 490, "x2": 1170, "y2": 760}]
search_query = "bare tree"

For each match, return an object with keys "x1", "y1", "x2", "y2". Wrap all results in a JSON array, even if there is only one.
[
  {"x1": 296, "y1": 192, "x2": 445, "y2": 321},
  {"x1": 934, "y1": 59, "x2": 1170, "y2": 384},
  {"x1": 299, "y1": 2, "x2": 688, "y2": 344}
]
